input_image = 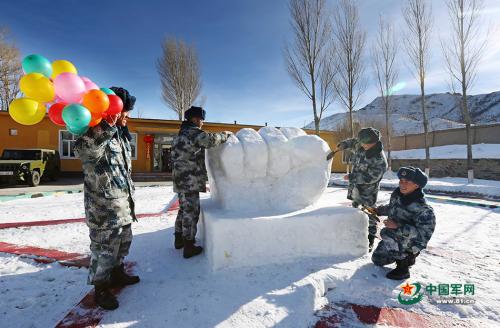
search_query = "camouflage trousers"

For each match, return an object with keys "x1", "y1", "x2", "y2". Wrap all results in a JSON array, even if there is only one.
[
  {"x1": 371, "y1": 227, "x2": 408, "y2": 266},
  {"x1": 88, "y1": 224, "x2": 132, "y2": 285},
  {"x1": 349, "y1": 184, "x2": 379, "y2": 238},
  {"x1": 175, "y1": 192, "x2": 200, "y2": 241}
]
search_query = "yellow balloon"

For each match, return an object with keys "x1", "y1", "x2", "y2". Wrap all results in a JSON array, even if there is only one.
[
  {"x1": 51, "y1": 60, "x2": 78, "y2": 79},
  {"x1": 19, "y1": 72, "x2": 55, "y2": 103},
  {"x1": 9, "y1": 98, "x2": 46, "y2": 125}
]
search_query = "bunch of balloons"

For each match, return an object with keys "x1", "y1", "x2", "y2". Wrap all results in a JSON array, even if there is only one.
[{"x1": 9, "y1": 54, "x2": 124, "y2": 135}]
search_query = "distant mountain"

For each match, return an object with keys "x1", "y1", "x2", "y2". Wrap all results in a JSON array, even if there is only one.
[{"x1": 306, "y1": 91, "x2": 500, "y2": 136}]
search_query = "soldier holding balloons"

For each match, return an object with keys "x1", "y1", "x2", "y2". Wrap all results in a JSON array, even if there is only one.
[
  {"x1": 10, "y1": 54, "x2": 140, "y2": 310},
  {"x1": 74, "y1": 86, "x2": 140, "y2": 310}
]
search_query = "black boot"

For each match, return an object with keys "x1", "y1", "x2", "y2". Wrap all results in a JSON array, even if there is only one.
[
  {"x1": 386, "y1": 258, "x2": 410, "y2": 280},
  {"x1": 368, "y1": 235, "x2": 375, "y2": 252},
  {"x1": 94, "y1": 284, "x2": 119, "y2": 310},
  {"x1": 407, "y1": 252, "x2": 420, "y2": 267},
  {"x1": 110, "y1": 263, "x2": 140, "y2": 287},
  {"x1": 183, "y1": 238, "x2": 203, "y2": 259},
  {"x1": 174, "y1": 232, "x2": 184, "y2": 249}
]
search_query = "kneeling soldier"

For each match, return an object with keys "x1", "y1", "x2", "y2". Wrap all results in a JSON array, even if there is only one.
[{"x1": 371, "y1": 167, "x2": 436, "y2": 280}]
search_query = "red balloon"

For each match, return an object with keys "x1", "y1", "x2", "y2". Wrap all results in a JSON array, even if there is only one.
[
  {"x1": 106, "y1": 95, "x2": 123, "y2": 115},
  {"x1": 48, "y1": 102, "x2": 68, "y2": 126}
]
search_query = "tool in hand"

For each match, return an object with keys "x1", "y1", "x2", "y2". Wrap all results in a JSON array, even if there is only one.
[
  {"x1": 360, "y1": 205, "x2": 380, "y2": 222},
  {"x1": 326, "y1": 150, "x2": 339, "y2": 161}
]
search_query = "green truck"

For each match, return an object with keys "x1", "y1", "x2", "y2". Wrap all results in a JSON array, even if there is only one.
[{"x1": 0, "y1": 149, "x2": 61, "y2": 187}]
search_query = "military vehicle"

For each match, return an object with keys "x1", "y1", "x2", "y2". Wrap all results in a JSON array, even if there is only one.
[{"x1": 0, "y1": 149, "x2": 61, "y2": 187}]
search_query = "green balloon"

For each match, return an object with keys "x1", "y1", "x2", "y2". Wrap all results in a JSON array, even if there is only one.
[
  {"x1": 67, "y1": 124, "x2": 89, "y2": 136},
  {"x1": 62, "y1": 104, "x2": 91, "y2": 130},
  {"x1": 22, "y1": 54, "x2": 52, "y2": 78},
  {"x1": 100, "y1": 87, "x2": 116, "y2": 95}
]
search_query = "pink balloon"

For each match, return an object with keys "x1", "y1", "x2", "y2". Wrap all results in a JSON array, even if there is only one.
[
  {"x1": 54, "y1": 72, "x2": 86, "y2": 103},
  {"x1": 82, "y1": 77, "x2": 99, "y2": 91}
]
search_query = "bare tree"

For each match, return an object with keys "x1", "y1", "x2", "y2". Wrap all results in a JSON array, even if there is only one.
[
  {"x1": 332, "y1": 0, "x2": 366, "y2": 138},
  {"x1": 0, "y1": 28, "x2": 22, "y2": 111},
  {"x1": 371, "y1": 16, "x2": 399, "y2": 171},
  {"x1": 442, "y1": 0, "x2": 488, "y2": 183},
  {"x1": 157, "y1": 38, "x2": 201, "y2": 120},
  {"x1": 134, "y1": 107, "x2": 144, "y2": 119},
  {"x1": 284, "y1": 0, "x2": 336, "y2": 135},
  {"x1": 402, "y1": 0, "x2": 433, "y2": 176}
]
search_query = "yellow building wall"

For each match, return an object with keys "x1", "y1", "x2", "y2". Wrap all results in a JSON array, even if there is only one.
[{"x1": 0, "y1": 111, "x2": 346, "y2": 173}]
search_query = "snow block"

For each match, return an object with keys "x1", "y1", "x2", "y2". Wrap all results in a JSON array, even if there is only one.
[{"x1": 200, "y1": 191, "x2": 368, "y2": 270}]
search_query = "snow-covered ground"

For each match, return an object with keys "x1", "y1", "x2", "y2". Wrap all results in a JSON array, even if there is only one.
[
  {"x1": 391, "y1": 144, "x2": 500, "y2": 159},
  {"x1": 1, "y1": 186, "x2": 499, "y2": 327},
  {"x1": 331, "y1": 172, "x2": 500, "y2": 199}
]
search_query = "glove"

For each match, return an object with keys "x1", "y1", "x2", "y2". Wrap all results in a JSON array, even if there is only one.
[{"x1": 221, "y1": 131, "x2": 233, "y2": 141}]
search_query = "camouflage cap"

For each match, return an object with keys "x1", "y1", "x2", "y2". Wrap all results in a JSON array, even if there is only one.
[
  {"x1": 110, "y1": 87, "x2": 136, "y2": 112},
  {"x1": 185, "y1": 106, "x2": 206, "y2": 120},
  {"x1": 358, "y1": 127, "x2": 380, "y2": 144},
  {"x1": 397, "y1": 166, "x2": 428, "y2": 188}
]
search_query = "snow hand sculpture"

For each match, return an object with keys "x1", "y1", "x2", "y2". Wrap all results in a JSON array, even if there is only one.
[{"x1": 206, "y1": 127, "x2": 332, "y2": 214}]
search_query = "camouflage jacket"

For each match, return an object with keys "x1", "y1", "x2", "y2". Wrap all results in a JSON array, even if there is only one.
[
  {"x1": 339, "y1": 138, "x2": 388, "y2": 206},
  {"x1": 376, "y1": 188, "x2": 436, "y2": 253},
  {"x1": 74, "y1": 121, "x2": 136, "y2": 230},
  {"x1": 172, "y1": 121, "x2": 228, "y2": 193}
]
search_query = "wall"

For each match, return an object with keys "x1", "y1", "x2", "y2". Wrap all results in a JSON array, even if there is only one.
[
  {"x1": 387, "y1": 123, "x2": 500, "y2": 151},
  {"x1": 391, "y1": 159, "x2": 500, "y2": 181}
]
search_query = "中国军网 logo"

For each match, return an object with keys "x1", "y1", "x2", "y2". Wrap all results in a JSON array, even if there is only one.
[
  {"x1": 397, "y1": 282, "x2": 476, "y2": 305},
  {"x1": 398, "y1": 282, "x2": 424, "y2": 305}
]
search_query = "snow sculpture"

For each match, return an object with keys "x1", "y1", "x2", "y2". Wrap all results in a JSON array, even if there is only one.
[
  {"x1": 206, "y1": 127, "x2": 332, "y2": 213},
  {"x1": 202, "y1": 127, "x2": 367, "y2": 271}
]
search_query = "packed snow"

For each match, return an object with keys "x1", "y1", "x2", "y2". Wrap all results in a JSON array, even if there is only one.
[
  {"x1": 0, "y1": 185, "x2": 499, "y2": 327},
  {"x1": 390, "y1": 144, "x2": 500, "y2": 159},
  {"x1": 200, "y1": 190, "x2": 367, "y2": 270},
  {"x1": 206, "y1": 127, "x2": 332, "y2": 213}
]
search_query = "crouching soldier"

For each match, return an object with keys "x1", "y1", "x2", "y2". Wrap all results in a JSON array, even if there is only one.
[
  {"x1": 371, "y1": 167, "x2": 436, "y2": 280},
  {"x1": 172, "y1": 106, "x2": 231, "y2": 258},
  {"x1": 336, "y1": 127, "x2": 388, "y2": 251},
  {"x1": 74, "y1": 87, "x2": 139, "y2": 310}
]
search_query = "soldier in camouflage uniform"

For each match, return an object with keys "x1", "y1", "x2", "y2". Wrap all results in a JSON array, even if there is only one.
[
  {"x1": 371, "y1": 167, "x2": 436, "y2": 280},
  {"x1": 74, "y1": 87, "x2": 139, "y2": 310},
  {"x1": 336, "y1": 127, "x2": 388, "y2": 250},
  {"x1": 172, "y1": 106, "x2": 231, "y2": 258}
]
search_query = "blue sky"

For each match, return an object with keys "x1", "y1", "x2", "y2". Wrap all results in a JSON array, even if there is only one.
[{"x1": 2, "y1": 0, "x2": 500, "y2": 127}]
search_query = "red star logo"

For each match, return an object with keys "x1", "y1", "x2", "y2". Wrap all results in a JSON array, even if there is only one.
[{"x1": 401, "y1": 283, "x2": 414, "y2": 295}]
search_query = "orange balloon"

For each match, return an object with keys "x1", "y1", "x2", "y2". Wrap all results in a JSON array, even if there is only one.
[
  {"x1": 83, "y1": 89, "x2": 109, "y2": 114},
  {"x1": 89, "y1": 111, "x2": 103, "y2": 127}
]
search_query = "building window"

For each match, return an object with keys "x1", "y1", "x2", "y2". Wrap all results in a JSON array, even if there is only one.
[
  {"x1": 59, "y1": 130, "x2": 78, "y2": 159},
  {"x1": 58, "y1": 130, "x2": 138, "y2": 160}
]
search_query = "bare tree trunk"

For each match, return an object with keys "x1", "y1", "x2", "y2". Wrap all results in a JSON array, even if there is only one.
[
  {"x1": 420, "y1": 81, "x2": 430, "y2": 176},
  {"x1": 442, "y1": 0, "x2": 488, "y2": 183},
  {"x1": 157, "y1": 38, "x2": 201, "y2": 121},
  {"x1": 372, "y1": 16, "x2": 398, "y2": 171},
  {"x1": 333, "y1": 0, "x2": 366, "y2": 139},
  {"x1": 403, "y1": 0, "x2": 433, "y2": 176},
  {"x1": 285, "y1": 0, "x2": 336, "y2": 136}
]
